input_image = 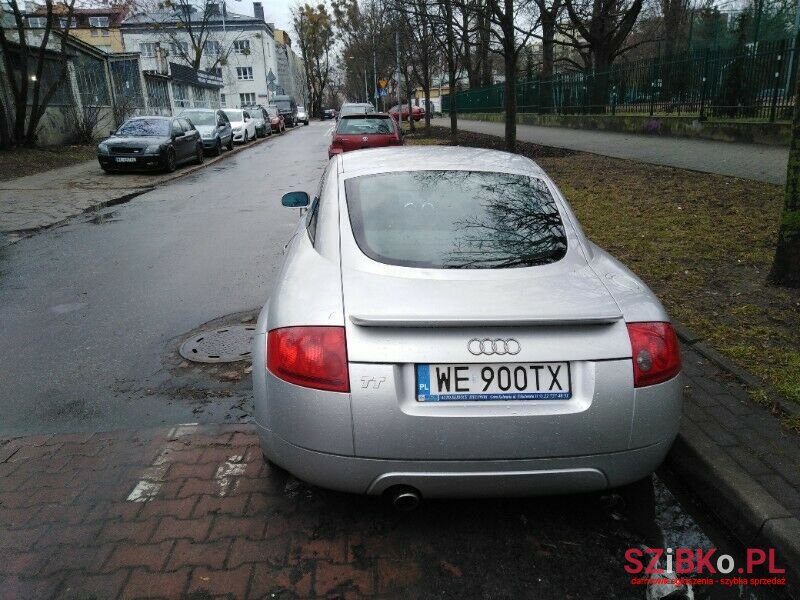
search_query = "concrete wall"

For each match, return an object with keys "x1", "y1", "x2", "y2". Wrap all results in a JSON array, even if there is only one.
[{"x1": 455, "y1": 112, "x2": 792, "y2": 147}]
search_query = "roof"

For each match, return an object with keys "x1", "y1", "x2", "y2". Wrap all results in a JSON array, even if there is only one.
[
  {"x1": 339, "y1": 146, "x2": 545, "y2": 178},
  {"x1": 122, "y1": 8, "x2": 272, "y2": 32}
]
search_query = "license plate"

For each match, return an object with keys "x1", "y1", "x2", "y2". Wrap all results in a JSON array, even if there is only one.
[
  {"x1": 115, "y1": 157, "x2": 137, "y2": 163},
  {"x1": 416, "y1": 362, "x2": 571, "y2": 402}
]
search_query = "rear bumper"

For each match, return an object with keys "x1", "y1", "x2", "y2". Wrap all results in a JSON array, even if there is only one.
[{"x1": 256, "y1": 422, "x2": 674, "y2": 497}]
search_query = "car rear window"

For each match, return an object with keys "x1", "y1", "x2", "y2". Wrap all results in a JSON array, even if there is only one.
[
  {"x1": 336, "y1": 117, "x2": 394, "y2": 135},
  {"x1": 345, "y1": 171, "x2": 568, "y2": 269}
]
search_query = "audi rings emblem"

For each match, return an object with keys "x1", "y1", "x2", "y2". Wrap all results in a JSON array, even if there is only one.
[{"x1": 467, "y1": 338, "x2": 521, "y2": 356}]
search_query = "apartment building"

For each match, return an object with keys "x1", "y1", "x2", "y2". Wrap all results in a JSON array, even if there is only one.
[
  {"x1": 25, "y1": 5, "x2": 129, "y2": 53},
  {"x1": 120, "y1": 1, "x2": 280, "y2": 108}
]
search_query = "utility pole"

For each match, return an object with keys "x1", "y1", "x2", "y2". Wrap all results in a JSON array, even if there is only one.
[{"x1": 364, "y1": 69, "x2": 368, "y2": 103}]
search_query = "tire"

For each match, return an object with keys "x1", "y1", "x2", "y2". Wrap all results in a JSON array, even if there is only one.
[
  {"x1": 165, "y1": 149, "x2": 177, "y2": 172},
  {"x1": 194, "y1": 143, "x2": 204, "y2": 165},
  {"x1": 226, "y1": 136, "x2": 234, "y2": 151},
  {"x1": 304, "y1": 120, "x2": 309, "y2": 126},
  {"x1": 243, "y1": 131, "x2": 249, "y2": 144},
  {"x1": 101, "y1": 165, "x2": 114, "y2": 173},
  {"x1": 213, "y1": 139, "x2": 222, "y2": 156}
]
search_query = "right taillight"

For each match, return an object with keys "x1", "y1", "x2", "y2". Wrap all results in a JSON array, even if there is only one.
[
  {"x1": 626, "y1": 322, "x2": 681, "y2": 387},
  {"x1": 267, "y1": 326, "x2": 350, "y2": 392}
]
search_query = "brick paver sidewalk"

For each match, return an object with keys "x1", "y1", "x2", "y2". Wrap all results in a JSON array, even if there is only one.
[
  {"x1": 432, "y1": 117, "x2": 788, "y2": 184},
  {"x1": 1, "y1": 346, "x2": 798, "y2": 599}
]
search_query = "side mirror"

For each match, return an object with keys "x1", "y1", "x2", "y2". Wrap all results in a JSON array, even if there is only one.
[
  {"x1": 109, "y1": 129, "x2": 116, "y2": 136},
  {"x1": 281, "y1": 191, "x2": 310, "y2": 208}
]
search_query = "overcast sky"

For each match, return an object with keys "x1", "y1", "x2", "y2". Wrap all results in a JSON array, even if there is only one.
[{"x1": 231, "y1": 0, "x2": 294, "y2": 34}]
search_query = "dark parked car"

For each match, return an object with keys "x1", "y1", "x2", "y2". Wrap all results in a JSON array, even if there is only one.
[
  {"x1": 178, "y1": 108, "x2": 233, "y2": 155},
  {"x1": 322, "y1": 108, "x2": 336, "y2": 120},
  {"x1": 97, "y1": 116, "x2": 204, "y2": 173},
  {"x1": 270, "y1": 95, "x2": 298, "y2": 127},
  {"x1": 328, "y1": 113, "x2": 402, "y2": 158}
]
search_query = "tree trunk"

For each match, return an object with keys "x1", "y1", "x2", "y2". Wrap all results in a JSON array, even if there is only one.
[
  {"x1": 444, "y1": 0, "x2": 458, "y2": 142},
  {"x1": 589, "y1": 47, "x2": 610, "y2": 114},
  {"x1": 503, "y1": 49, "x2": 516, "y2": 153},
  {"x1": 539, "y1": 16, "x2": 555, "y2": 114},
  {"x1": 769, "y1": 59, "x2": 800, "y2": 287}
]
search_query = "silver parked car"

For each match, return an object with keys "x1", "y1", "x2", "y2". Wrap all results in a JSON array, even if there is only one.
[{"x1": 253, "y1": 147, "x2": 682, "y2": 508}]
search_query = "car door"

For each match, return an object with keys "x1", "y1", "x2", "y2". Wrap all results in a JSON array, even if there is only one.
[
  {"x1": 170, "y1": 119, "x2": 188, "y2": 161},
  {"x1": 217, "y1": 111, "x2": 231, "y2": 142},
  {"x1": 179, "y1": 118, "x2": 197, "y2": 158}
]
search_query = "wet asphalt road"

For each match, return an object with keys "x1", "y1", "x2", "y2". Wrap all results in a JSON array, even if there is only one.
[
  {"x1": 0, "y1": 121, "x2": 334, "y2": 437},
  {"x1": 0, "y1": 122, "x2": 785, "y2": 599}
]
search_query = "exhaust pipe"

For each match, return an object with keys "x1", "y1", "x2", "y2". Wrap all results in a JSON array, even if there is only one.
[{"x1": 389, "y1": 486, "x2": 421, "y2": 512}]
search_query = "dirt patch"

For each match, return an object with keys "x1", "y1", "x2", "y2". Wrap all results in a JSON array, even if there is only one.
[
  {"x1": 411, "y1": 126, "x2": 800, "y2": 408},
  {"x1": 0, "y1": 145, "x2": 96, "y2": 181}
]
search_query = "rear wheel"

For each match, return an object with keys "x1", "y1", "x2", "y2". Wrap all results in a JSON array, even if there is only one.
[
  {"x1": 194, "y1": 143, "x2": 204, "y2": 165},
  {"x1": 165, "y1": 149, "x2": 177, "y2": 172}
]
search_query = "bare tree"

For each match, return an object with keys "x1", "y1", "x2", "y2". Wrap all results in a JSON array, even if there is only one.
[
  {"x1": 562, "y1": 0, "x2": 644, "y2": 111},
  {"x1": 138, "y1": 0, "x2": 239, "y2": 72},
  {"x1": 531, "y1": 0, "x2": 563, "y2": 113},
  {"x1": 0, "y1": 0, "x2": 78, "y2": 147},
  {"x1": 396, "y1": 0, "x2": 438, "y2": 129},
  {"x1": 769, "y1": 48, "x2": 800, "y2": 287},
  {"x1": 478, "y1": 0, "x2": 539, "y2": 151},
  {"x1": 294, "y1": 2, "x2": 335, "y2": 118}
]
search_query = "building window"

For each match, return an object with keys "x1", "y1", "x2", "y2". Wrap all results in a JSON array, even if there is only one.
[
  {"x1": 211, "y1": 67, "x2": 223, "y2": 78},
  {"x1": 233, "y1": 39, "x2": 250, "y2": 55},
  {"x1": 140, "y1": 42, "x2": 157, "y2": 58},
  {"x1": 170, "y1": 41, "x2": 189, "y2": 57},
  {"x1": 102, "y1": 29, "x2": 110, "y2": 37},
  {"x1": 58, "y1": 17, "x2": 77, "y2": 29},
  {"x1": 91, "y1": 29, "x2": 99, "y2": 37},
  {"x1": 220, "y1": 93, "x2": 226, "y2": 107},
  {"x1": 239, "y1": 92, "x2": 256, "y2": 106},
  {"x1": 89, "y1": 16, "x2": 109, "y2": 27},
  {"x1": 236, "y1": 67, "x2": 253, "y2": 81},
  {"x1": 27, "y1": 16, "x2": 47, "y2": 28},
  {"x1": 173, "y1": 83, "x2": 190, "y2": 108},
  {"x1": 205, "y1": 40, "x2": 222, "y2": 56}
]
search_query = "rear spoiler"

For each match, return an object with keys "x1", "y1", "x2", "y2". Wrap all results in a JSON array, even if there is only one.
[{"x1": 349, "y1": 314, "x2": 623, "y2": 328}]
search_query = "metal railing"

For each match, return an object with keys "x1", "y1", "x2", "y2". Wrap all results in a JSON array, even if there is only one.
[{"x1": 444, "y1": 36, "x2": 797, "y2": 122}]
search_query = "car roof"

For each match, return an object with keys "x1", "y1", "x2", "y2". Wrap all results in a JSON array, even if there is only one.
[
  {"x1": 339, "y1": 146, "x2": 546, "y2": 179},
  {"x1": 129, "y1": 116, "x2": 171, "y2": 120}
]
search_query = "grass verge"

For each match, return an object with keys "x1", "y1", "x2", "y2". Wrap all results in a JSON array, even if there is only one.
[
  {"x1": 407, "y1": 126, "x2": 800, "y2": 408},
  {"x1": 0, "y1": 145, "x2": 96, "y2": 182}
]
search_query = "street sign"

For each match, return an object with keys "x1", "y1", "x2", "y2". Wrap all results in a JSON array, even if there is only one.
[{"x1": 378, "y1": 78, "x2": 388, "y2": 89}]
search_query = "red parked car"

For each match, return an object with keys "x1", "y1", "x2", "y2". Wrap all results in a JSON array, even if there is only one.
[
  {"x1": 388, "y1": 103, "x2": 425, "y2": 122},
  {"x1": 328, "y1": 113, "x2": 402, "y2": 158},
  {"x1": 266, "y1": 106, "x2": 285, "y2": 134}
]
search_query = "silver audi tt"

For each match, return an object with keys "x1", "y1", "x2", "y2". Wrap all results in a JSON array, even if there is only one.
[{"x1": 253, "y1": 146, "x2": 682, "y2": 506}]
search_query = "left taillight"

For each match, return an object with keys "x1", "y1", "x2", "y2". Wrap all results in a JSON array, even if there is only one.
[
  {"x1": 627, "y1": 322, "x2": 681, "y2": 388},
  {"x1": 267, "y1": 326, "x2": 350, "y2": 392}
]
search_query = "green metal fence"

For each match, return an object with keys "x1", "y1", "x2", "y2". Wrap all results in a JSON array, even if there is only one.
[{"x1": 444, "y1": 37, "x2": 797, "y2": 122}]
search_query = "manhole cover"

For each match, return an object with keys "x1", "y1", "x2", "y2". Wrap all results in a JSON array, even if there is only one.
[{"x1": 179, "y1": 325, "x2": 256, "y2": 363}]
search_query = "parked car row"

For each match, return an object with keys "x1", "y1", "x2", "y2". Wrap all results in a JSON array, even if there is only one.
[{"x1": 97, "y1": 103, "x2": 300, "y2": 173}]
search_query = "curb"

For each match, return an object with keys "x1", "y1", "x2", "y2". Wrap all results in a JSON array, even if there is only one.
[
  {"x1": 0, "y1": 130, "x2": 284, "y2": 248},
  {"x1": 669, "y1": 321, "x2": 800, "y2": 594},
  {"x1": 667, "y1": 422, "x2": 800, "y2": 594},
  {"x1": 674, "y1": 321, "x2": 800, "y2": 419}
]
